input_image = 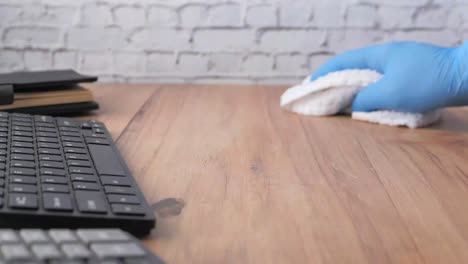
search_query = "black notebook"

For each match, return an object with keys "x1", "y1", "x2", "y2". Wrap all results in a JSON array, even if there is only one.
[{"x1": 0, "y1": 70, "x2": 99, "y2": 115}]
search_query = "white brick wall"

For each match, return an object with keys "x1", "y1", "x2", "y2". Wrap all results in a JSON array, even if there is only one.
[{"x1": 0, "y1": 0, "x2": 466, "y2": 84}]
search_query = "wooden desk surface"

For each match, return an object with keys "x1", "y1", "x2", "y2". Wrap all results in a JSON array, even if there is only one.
[{"x1": 82, "y1": 83, "x2": 468, "y2": 264}]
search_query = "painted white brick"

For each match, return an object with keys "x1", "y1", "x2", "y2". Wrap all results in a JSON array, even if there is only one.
[
  {"x1": 114, "y1": 6, "x2": 146, "y2": 28},
  {"x1": 346, "y1": 5, "x2": 378, "y2": 28},
  {"x1": 311, "y1": 2, "x2": 346, "y2": 28},
  {"x1": 179, "y1": 4, "x2": 208, "y2": 28},
  {"x1": 413, "y1": 7, "x2": 448, "y2": 29},
  {"x1": 24, "y1": 50, "x2": 52, "y2": 70},
  {"x1": 114, "y1": 52, "x2": 146, "y2": 74},
  {"x1": 327, "y1": 29, "x2": 383, "y2": 53},
  {"x1": 378, "y1": 6, "x2": 414, "y2": 29},
  {"x1": 279, "y1": 1, "x2": 312, "y2": 27},
  {"x1": 53, "y1": 51, "x2": 77, "y2": 69},
  {"x1": 207, "y1": 3, "x2": 242, "y2": 27},
  {"x1": 209, "y1": 53, "x2": 242, "y2": 73},
  {"x1": 14, "y1": 5, "x2": 78, "y2": 26},
  {"x1": 148, "y1": 6, "x2": 178, "y2": 27},
  {"x1": 447, "y1": 5, "x2": 468, "y2": 29},
  {"x1": 178, "y1": 53, "x2": 209, "y2": 73},
  {"x1": 359, "y1": 0, "x2": 429, "y2": 6},
  {"x1": 81, "y1": 3, "x2": 113, "y2": 26},
  {"x1": 276, "y1": 54, "x2": 308, "y2": 74},
  {"x1": 130, "y1": 29, "x2": 190, "y2": 50},
  {"x1": 147, "y1": 53, "x2": 176, "y2": 73},
  {"x1": 193, "y1": 29, "x2": 255, "y2": 51},
  {"x1": 0, "y1": 50, "x2": 23, "y2": 71},
  {"x1": 241, "y1": 54, "x2": 272, "y2": 72},
  {"x1": 68, "y1": 27, "x2": 126, "y2": 50},
  {"x1": 259, "y1": 30, "x2": 326, "y2": 52},
  {"x1": 245, "y1": 5, "x2": 277, "y2": 27},
  {"x1": 309, "y1": 54, "x2": 333, "y2": 72},
  {"x1": 0, "y1": 5, "x2": 21, "y2": 24},
  {"x1": 387, "y1": 30, "x2": 459, "y2": 46},
  {"x1": 79, "y1": 51, "x2": 113, "y2": 73},
  {"x1": 3, "y1": 26, "x2": 62, "y2": 48}
]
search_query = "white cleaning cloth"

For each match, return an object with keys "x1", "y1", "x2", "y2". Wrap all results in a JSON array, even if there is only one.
[{"x1": 280, "y1": 70, "x2": 441, "y2": 128}]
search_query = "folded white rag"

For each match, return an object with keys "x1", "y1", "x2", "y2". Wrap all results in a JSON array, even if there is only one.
[{"x1": 280, "y1": 70, "x2": 441, "y2": 128}]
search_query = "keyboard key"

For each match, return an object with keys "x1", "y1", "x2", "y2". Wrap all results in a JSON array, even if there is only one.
[
  {"x1": 1, "y1": 244, "x2": 32, "y2": 260},
  {"x1": 61, "y1": 131, "x2": 81, "y2": 137},
  {"x1": 11, "y1": 176, "x2": 37, "y2": 185},
  {"x1": 61, "y1": 243, "x2": 91, "y2": 259},
  {"x1": 39, "y1": 148, "x2": 61, "y2": 155},
  {"x1": 73, "y1": 182, "x2": 100, "y2": 191},
  {"x1": 89, "y1": 144, "x2": 126, "y2": 176},
  {"x1": 91, "y1": 242, "x2": 145, "y2": 259},
  {"x1": 38, "y1": 137, "x2": 59, "y2": 143},
  {"x1": 94, "y1": 128, "x2": 106, "y2": 134},
  {"x1": 9, "y1": 194, "x2": 38, "y2": 209},
  {"x1": 64, "y1": 147, "x2": 87, "y2": 154},
  {"x1": 40, "y1": 154, "x2": 63, "y2": 161},
  {"x1": 60, "y1": 126, "x2": 80, "y2": 132},
  {"x1": 40, "y1": 160, "x2": 64, "y2": 169},
  {"x1": 63, "y1": 141, "x2": 85, "y2": 148},
  {"x1": 20, "y1": 229, "x2": 49, "y2": 244},
  {"x1": 12, "y1": 147, "x2": 34, "y2": 155},
  {"x1": 13, "y1": 135, "x2": 33, "y2": 142},
  {"x1": 108, "y1": 195, "x2": 140, "y2": 205},
  {"x1": 38, "y1": 142, "x2": 60, "y2": 149},
  {"x1": 77, "y1": 229, "x2": 130, "y2": 243},
  {"x1": 12, "y1": 154, "x2": 35, "y2": 161},
  {"x1": 69, "y1": 167, "x2": 94, "y2": 175},
  {"x1": 41, "y1": 168, "x2": 65, "y2": 176},
  {"x1": 67, "y1": 160, "x2": 91, "y2": 167},
  {"x1": 10, "y1": 184, "x2": 37, "y2": 194},
  {"x1": 43, "y1": 193, "x2": 73, "y2": 212},
  {"x1": 42, "y1": 176, "x2": 68, "y2": 184},
  {"x1": 86, "y1": 137, "x2": 110, "y2": 145},
  {"x1": 0, "y1": 143, "x2": 6, "y2": 149},
  {"x1": 12, "y1": 141, "x2": 33, "y2": 148},
  {"x1": 11, "y1": 160, "x2": 35, "y2": 168},
  {"x1": 13, "y1": 126, "x2": 32, "y2": 132},
  {"x1": 75, "y1": 191, "x2": 108, "y2": 214},
  {"x1": 62, "y1": 136, "x2": 83, "y2": 142},
  {"x1": 83, "y1": 131, "x2": 107, "y2": 139},
  {"x1": 11, "y1": 168, "x2": 36, "y2": 176},
  {"x1": 71, "y1": 174, "x2": 97, "y2": 182},
  {"x1": 13, "y1": 131, "x2": 33, "y2": 137},
  {"x1": 49, "y1": 229, "x2": 78, "y2": 243},
  {"x1": 0, "y1": 229, "x2": 20, "y2": 243},
  {"x1": 58, "y1": 119, "x2": 79, "y2": 127},
  {"x1": 37, "y1": 132, "x2": 58, "y2": 138},
  {"x1": 31, "y1": 243, "x2": 62, "y2": 260},
  {"x1": 101, "y1": 176, "x2": 132, "y2": 187},
  {"x1": 111, "y1": 204, "x2": 146, "y2": 216},
  {"x1": 66, "y1": 153, "x2": 89, "y2": 160},
  {"x1": 43, "y1": 184, "x2": 69, "y2": 193},
  {"x1": 35, "y1": 115, "x2": 54, "y2": 123},
  {"x1": 36, "y1": 127, "x2": 57, "y2": 133},
  {"x1": 35, "y1": 122, "x2": 56, "y2": 128},
  {"x1": 104, "y1": 186, "x2": 134, "y2": 195}
]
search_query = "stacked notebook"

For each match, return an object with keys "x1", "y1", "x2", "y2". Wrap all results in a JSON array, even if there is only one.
[{"x1": 0, "y1": 70, "x2": 99, "y2": 115}]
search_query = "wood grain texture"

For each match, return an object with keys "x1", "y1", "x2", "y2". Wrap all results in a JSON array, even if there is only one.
[{"x1": 90, "y1": 84, "x2": 468, "y2": 264}]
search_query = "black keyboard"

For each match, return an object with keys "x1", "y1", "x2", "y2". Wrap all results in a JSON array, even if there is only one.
[
  {"x1": 0, "y1": 228, "x2": 164, "y2": 263},
  {"x1": 0, "y1": 113, "x2": 155, "y2": 236}
]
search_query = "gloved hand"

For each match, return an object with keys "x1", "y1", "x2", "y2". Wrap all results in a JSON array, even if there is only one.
[{"x1": 311, "y1": 41, "x2": 468, "y2": 113}]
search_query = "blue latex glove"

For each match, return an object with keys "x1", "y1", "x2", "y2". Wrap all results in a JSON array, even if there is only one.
[{"x1": 311, "y1": 41, "x2": 468, "y2": 113}]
